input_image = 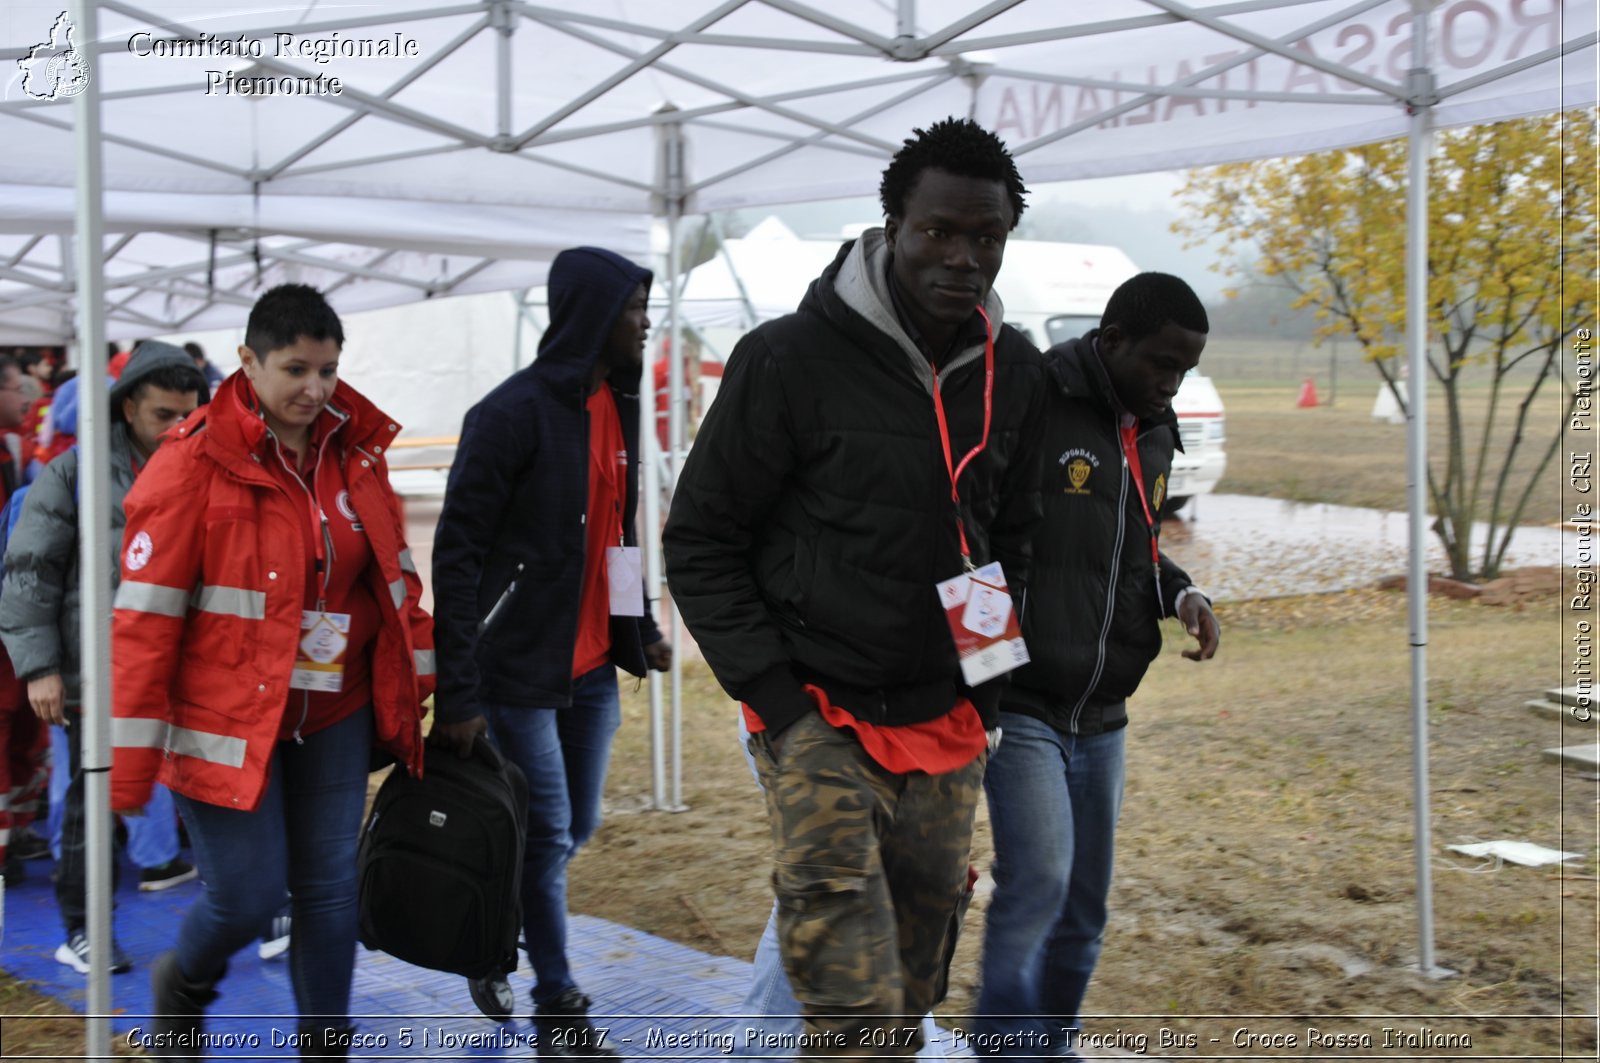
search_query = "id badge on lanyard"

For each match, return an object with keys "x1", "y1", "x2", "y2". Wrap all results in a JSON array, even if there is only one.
[
  {"x1": 930, "y1": 306, "x2": 1029, "y2": 684},
  {"x1": 606, "y1": 545, "x2": 645, "y2": 616},
  {"x1": 288, "y1": 447, "x2": 348, "y2": 691},
  {"x1": 292, "y1": 610, "x2": 350, "y2": 692},
  {"x1": 937, "y1": 561, "x2": 1030, "y2": 685},
  {"x1": 600, "y1": 491, "x2": 644, "y2": 616}
]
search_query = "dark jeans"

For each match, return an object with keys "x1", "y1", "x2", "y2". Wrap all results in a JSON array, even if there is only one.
[
  {"x1": 483, "y1": 665, "x2": 621, "y2": 1006},
  {"x1": 173, "y1": 704, "x2": 372, "y2": 1022},
  {"x1": 56, "y1": 707, "x2": 121, "y2": 932}
]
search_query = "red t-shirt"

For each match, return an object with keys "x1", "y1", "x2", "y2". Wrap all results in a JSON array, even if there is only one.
[
  {"x1": 263, "y1": 408, "x2": 378, "y2": 739},
  {"x1": 572, "y1": 387, "x2": 626, "y2": 678},
  {"x1": 743, "y1": 687, "x2": 986, "y2": 776}
]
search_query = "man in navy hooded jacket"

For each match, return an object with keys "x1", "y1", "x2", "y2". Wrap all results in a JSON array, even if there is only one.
[{"x1": 431, "y1": 246, "x2": 670, "y2": 1055}]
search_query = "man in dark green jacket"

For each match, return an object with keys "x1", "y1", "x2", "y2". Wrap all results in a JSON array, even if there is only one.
[{"x1": 974, "y1": 273, "x2": 1221, "y2": 1058}]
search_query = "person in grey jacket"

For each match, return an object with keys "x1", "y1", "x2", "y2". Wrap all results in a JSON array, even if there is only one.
[{"x1": 0, "y1": 340, "x2": 209, "y2": 974}]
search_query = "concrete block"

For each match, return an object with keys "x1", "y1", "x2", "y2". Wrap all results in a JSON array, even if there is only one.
[
  {"x1": 1543, "y1": 743, "x2": 1600, "y2": 770},
  {"x1": 1527, "y1": 699, "x2": 1595, "y2": 724}
]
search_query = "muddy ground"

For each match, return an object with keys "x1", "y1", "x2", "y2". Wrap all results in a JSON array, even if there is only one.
[
  {"x1": 572, "y1": 589, "x2": 1595, "y2": 1060},
  {"x1": 3, "y1": 593, "x2": 1591, "y2": 1061}
]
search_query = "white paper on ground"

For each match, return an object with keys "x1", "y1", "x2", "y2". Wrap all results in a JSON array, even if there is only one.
[{"x1": 1445, "y1": 840, "x2": 1582, "y2": 867}]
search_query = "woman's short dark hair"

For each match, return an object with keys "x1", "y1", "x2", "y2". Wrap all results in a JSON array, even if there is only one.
[
  {"x1": 878, "y1": 117, "x2": 1028, "y2": 229},
  {"x1": 244, "y1": 284, "x2": 344, "y2": 359}
]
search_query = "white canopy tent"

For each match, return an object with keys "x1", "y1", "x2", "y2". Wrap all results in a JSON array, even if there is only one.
[
  {"x1": 1, "y1": 0, "x2": 1588, "y2": 335},
  {"x1": 0, "y1": 188, "x2": 651, "y2": 343},
  {"x1": 2, "y1": 0, "x2": 1591, "y2": 1047}
]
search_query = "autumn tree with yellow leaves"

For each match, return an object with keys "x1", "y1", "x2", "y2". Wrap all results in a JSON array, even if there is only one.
[{"x1": 1178, "y1": 111, "x2": 1595, "y2": 581}]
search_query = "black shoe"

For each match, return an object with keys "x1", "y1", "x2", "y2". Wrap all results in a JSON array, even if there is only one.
[
  {"x1": 149, "y1": 950, "x2": 219, "y2": 1062},
  {"x1": 139, "y1": 858, "x2": 199, "y2": 892},
  {"x1": 534, "y1": 988, "x2": 620, "y2": 1059},
  {"x1": 468, "y1": 974, "x2": 515, "y2": 1023},
  {"x1": 3, "y1": 852, "x2": 23, "y2": 886}
]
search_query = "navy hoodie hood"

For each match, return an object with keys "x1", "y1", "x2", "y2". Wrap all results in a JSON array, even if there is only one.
[{"x1": 537, "y1": 246, "x2": 653, "y2": 405}]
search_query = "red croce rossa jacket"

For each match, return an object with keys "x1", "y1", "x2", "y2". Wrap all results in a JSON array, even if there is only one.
[{"x1": 111, "y1": 373, "x2": 434, "y2": 812}]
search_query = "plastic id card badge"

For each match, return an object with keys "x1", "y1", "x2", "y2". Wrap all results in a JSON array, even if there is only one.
[
  {"x1": 936, "y1": 561, "x2": 1029, "y2": 686},
  {"x1": 606, "y1": 546, "x2": 645, "y2": 617},
  {"x1": 291, "y1": 610, "x2": 351, "y2": 692}
]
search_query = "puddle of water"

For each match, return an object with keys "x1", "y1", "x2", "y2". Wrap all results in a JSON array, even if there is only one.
[{"x1": 1163, "y1": 494, "x2": 1575, "y2": 602}]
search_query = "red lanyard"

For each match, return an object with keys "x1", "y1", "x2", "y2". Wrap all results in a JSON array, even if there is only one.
[
  {"x1": 306, "y1": 468, "x2": 328, "y2": 578},
  {"x1": 1119, "y1": 421, "x2": 1161, "y2": 569},
  {"x1": 930, "y1": 305, "x2": 995, "y2": 569}
]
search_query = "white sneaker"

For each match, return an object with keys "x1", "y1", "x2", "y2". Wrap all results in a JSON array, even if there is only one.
[
  {"x1": 56, "y1": 929, "x2": 132, "y2": 974},
  {"x1": 257, "y1": 914, "x2": 291, "y2": 961}
]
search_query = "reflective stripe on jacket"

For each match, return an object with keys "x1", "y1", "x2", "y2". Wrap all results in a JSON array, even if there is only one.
[{"x1": 111, "y1": 374, "x2": 434, "y2": 812}]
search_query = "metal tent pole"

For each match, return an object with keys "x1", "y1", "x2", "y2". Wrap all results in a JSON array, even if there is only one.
[
  {"x1": 661, "y1": 111, "x2": 688, "y2": 812},
  {"x1": 1403, "y1": 0, "x2": 1450, "y2": 980},
  {"x1": 648, "y1": 105, "x2": 690, "y2": 812},
  {"x1": 640, "y1": 334, "x2": 667, "y2": 809},
  {"x1": 68, "y1": 0, "x2": 113, "y2": 1054}
]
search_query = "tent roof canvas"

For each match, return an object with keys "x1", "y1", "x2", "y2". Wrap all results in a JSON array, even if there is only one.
[{"x1": 0, "y1": 0, "x2": 1591, "y2": 340}]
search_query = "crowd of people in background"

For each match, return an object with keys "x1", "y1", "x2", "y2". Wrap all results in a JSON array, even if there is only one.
[{"x1": 0, "y1": 116, "x2": 1223, "y2": 1062}]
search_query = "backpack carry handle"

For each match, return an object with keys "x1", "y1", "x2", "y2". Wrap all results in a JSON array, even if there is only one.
[{"x1": 470, "y1": 732, "x2": 507, "y2": 772}]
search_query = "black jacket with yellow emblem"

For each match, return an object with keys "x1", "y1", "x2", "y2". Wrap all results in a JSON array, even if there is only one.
[{"x1": 1001, "y1": 330, "x2": 1195, "y2": 736}]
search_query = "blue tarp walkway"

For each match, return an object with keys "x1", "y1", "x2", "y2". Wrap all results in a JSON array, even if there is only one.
[{"x1": 0, "y1": 855, "x2": 774, "y2": 1059}]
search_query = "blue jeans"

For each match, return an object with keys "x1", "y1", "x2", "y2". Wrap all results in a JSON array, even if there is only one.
[
  {"x1": 484, "y1": 665, "x2": 621, "y2": 1006},
  {"x1": 173, "y1": 704, "x2": 372, "y2": 1022},
  {"x1": 976, "y1": 713, "x2": 1126, "y2": 1058},
  {"x1": 126, "y1": 783, "x2": 179, "y2": 869},
  {"x1": 47, "y1": 724, "x2": 66, "y2": 858}
]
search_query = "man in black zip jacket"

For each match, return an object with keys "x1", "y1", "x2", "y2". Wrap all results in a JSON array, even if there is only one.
[
  {"x1": 664, "y1": 118, "x2": 1046, "y2": 1055},
  {"x1": 430, "y1": 246, "x2": 671, "y2": 1055},
  {"x1": 974, "y1": 272, "x2": 1221, "y2": 1058}
]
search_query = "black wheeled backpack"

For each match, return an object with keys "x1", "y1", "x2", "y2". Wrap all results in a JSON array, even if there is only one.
[{"x1": 356, "y1": 735, "x2": 528, "y2": 978}]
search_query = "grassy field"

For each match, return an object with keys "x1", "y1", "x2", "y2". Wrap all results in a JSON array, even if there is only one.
[
  {"x1": 1199, "y1": 337, "x2": 1578, "y2": 539},
  {"x1": 577, "y1": 592, "x2": 1591, "y2": 1059}
]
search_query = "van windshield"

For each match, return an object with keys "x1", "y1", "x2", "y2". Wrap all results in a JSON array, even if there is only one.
[{"x1": 1044, "y1": 315, "x2": 1100, "y2": 346}]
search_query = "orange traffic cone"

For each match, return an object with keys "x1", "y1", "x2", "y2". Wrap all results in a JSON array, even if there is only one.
[{"x1": 1297, "y1": 377, "x2": 1319, "y2": 408}]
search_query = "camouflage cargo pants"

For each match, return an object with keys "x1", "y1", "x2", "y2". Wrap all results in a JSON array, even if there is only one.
[{"x1": 750, "y1": 710, "x2": 985, "y2": 1060}]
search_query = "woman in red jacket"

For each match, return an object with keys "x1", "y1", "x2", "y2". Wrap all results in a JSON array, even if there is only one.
[{"x1": 111, "y1": 284, "x2": 434, "y2": 1059}]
